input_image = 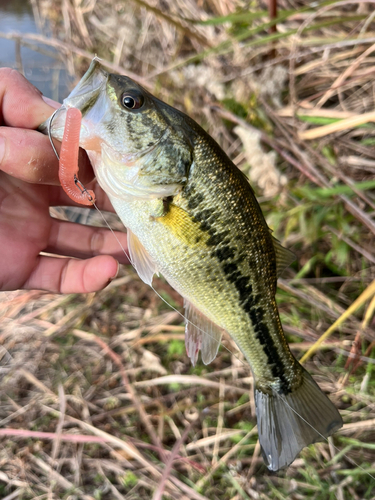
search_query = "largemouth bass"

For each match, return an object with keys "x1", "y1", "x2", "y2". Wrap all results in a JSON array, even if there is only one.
[{"x1": 47, "y1": 58, "x2": 342, "y2": 471}]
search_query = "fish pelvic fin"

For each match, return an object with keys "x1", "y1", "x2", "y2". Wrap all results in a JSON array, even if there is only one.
[
  {"x1": 127, "y1": 228, "x2": 158, "y2": 286},
  {"x1": 184, "y1": 300, "x2": 223, "y2": 366},
  {"x1": 255, "y1": 368, "x2": 343, "y2": 471}
]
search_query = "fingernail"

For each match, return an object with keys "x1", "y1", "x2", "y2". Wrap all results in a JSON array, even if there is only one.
[
  {"x1": 110, "y1": 261, "x2": 120, "y2": 281},
  {"x1": 105, "y1": 262, "x2": 120, "y2": 289},
  {"x1": 0, "y1": 136, "x2": 5, "y2": 166},
  {"x1": 42, "y1": 95, "x2": 61, "y2": 109}
]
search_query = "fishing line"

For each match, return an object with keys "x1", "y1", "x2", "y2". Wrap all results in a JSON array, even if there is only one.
[
  {"x1": 47, "y1": 106, "x2": 278, "y2": 369},
  {"x1": 275, "y1": 391, "x2": 375, "y2": 481},
  {"x1": 48, "y1": 107, "x2": 225, "y2": 350},
  {"x1": 91, "y1": 201, "x2": 245, "y2": 364},
  {"x1": 95, "y1": 204, "x2": 375, "y2": 481},
  {"x1": 49, "y1": 112, "x2": 373, "y2": 482}
]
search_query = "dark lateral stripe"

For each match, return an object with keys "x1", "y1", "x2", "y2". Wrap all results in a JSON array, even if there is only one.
[
  {"x1": 187, "y1": 192, "x2": 204, "y2": 210},
  {"x1": 223, "y1": 262, "x2": 238, "y2": 275},
  {"x1": 214, "y1": 246, "x2": 235, "y2": 261},
  {"x1": 206, "y1": 232, "x2": 224, "y2": 247},
  {"x1": 250, "y1": 306, "x2": 291, "y2": 393},
  {"x1": 193, "y1": 209, "x2": 213, "y2": 221},
  {"x1": 219, "y1": 253, "x2": 292, "y2": 394},
  {"x1": 183, "y1": 188, "x2": 292, "y2": 393}
]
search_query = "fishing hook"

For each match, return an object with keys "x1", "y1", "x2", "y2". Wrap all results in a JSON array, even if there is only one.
[{"x1": 48, "y1": 106, "x2": 65, "y2": 161}]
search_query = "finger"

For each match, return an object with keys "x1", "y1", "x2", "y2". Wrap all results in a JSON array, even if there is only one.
[
  {"x1": 0, "y1": 68, "x2": 56, "y2": 128},
  {"x1": 0, "y1": 127, "x2": 59, "y2": 184},
  {"x1": 22, "y1": 254, "x2": 120, "y2": 293},
  {"x1": 0, "y1": 127, "x2": 93, "y2": 185},
  {"x1": 46, "y1": 218, "x2": 130, "y2": 265}
]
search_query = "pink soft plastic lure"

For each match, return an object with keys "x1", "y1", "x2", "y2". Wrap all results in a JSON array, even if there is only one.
[{"x1": 58, "y1": 107, "x2": 95, "y2": 206}]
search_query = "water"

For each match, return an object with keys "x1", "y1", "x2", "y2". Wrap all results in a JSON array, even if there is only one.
[
  {"x1": 0, "y1": 0, "x2": 92, "y2": 223},
  {"x1": 0, "y1": 0, "x2": 74, "y2": 102}
]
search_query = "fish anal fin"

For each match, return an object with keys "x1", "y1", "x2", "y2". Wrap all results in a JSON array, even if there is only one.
[
  {"x1": 255, "y1": 368, "x2": 343, "y2": 471},
  {"x1": 127, "y1": 228, "x2": 158, "y2": 286},
  {"x1": 272, "y1": 236, "x2": 295, "y2": 278},
  {"x1": 184, "y1": 300, "x2": 223, "y2": 366}
]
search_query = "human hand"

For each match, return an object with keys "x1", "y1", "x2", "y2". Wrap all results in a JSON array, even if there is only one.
[{"x1": 0, "y1": 68, "x2": 129, "y2": 293}]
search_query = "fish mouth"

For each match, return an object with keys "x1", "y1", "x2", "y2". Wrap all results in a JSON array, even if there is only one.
[
  {"x1": 44, "y1": 57, "x2": 109, "y2": 142},
  {"x1": 42, "y1": 58, "x2": 181, "y2": 200},
  {"x1": 64, "y1": 57, "x2": 108, "y2": 110}
]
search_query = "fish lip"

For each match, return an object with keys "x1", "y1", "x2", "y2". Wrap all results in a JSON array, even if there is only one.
[
  {"x1": 63, "y1": 57, "x2": 108, "y2": 110},
  {"x1": 41, "y1": 57, "x2": 109, "y2": 141}
]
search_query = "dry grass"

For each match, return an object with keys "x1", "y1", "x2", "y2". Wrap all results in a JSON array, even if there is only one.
[{"x1": 1, "y1": 0, "x2": 375, "y2": 498}]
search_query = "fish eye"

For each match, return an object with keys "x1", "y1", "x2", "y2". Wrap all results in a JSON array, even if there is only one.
[{"x1": 121, "y1": 91, "x2": 144, "y2": 110}]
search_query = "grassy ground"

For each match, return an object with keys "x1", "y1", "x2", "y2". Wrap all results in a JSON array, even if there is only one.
[{"x1": 1, "y1": 0, "x2": 375, "y2": 498}]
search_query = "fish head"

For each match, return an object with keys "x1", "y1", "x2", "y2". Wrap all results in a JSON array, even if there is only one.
[{"x1": 48, "y1": 58, "x2": 193, "y2": 200}]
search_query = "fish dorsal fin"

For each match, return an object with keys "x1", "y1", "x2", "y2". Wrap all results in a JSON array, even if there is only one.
[
  {"x1": 184, "y1": 300, "x2": 223, "y2": 366},
  {"x1": 272, "y1": 237, "x2": 295, "y2": 278},
  {"x1": 127, "y1": 228, "x2": 158, "y2": 286}
]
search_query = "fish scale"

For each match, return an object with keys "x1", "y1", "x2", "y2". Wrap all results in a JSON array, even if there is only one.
[
  {"x1": 47, "y1": 58, "x2": 343, "y2": 471},
  {"x1": 179, "y1": 132, "x2": 297, "y2": 386}
]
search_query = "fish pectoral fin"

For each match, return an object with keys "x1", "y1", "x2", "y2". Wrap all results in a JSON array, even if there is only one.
[
  {"x1": 255, "y1": 368, "x2": 343, "y2": 471},
  {"x1": 272, "y1": 237, "x2": 296, "y2": 278},
  {"x1": 184, "y1": 300, "x2": 223, "y2": 366},
  {"x1": 127, "y1": 228, "x2": 158, "y2": 286}
]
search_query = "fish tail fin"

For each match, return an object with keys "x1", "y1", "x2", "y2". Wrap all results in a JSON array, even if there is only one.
[{"x1": 255, "y1": 368, "x2": 343, "y2": 471}]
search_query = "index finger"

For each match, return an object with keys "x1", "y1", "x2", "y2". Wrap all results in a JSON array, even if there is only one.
[{"x1": 0, "y1": 68, "x2": 57, "y2": 128}]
